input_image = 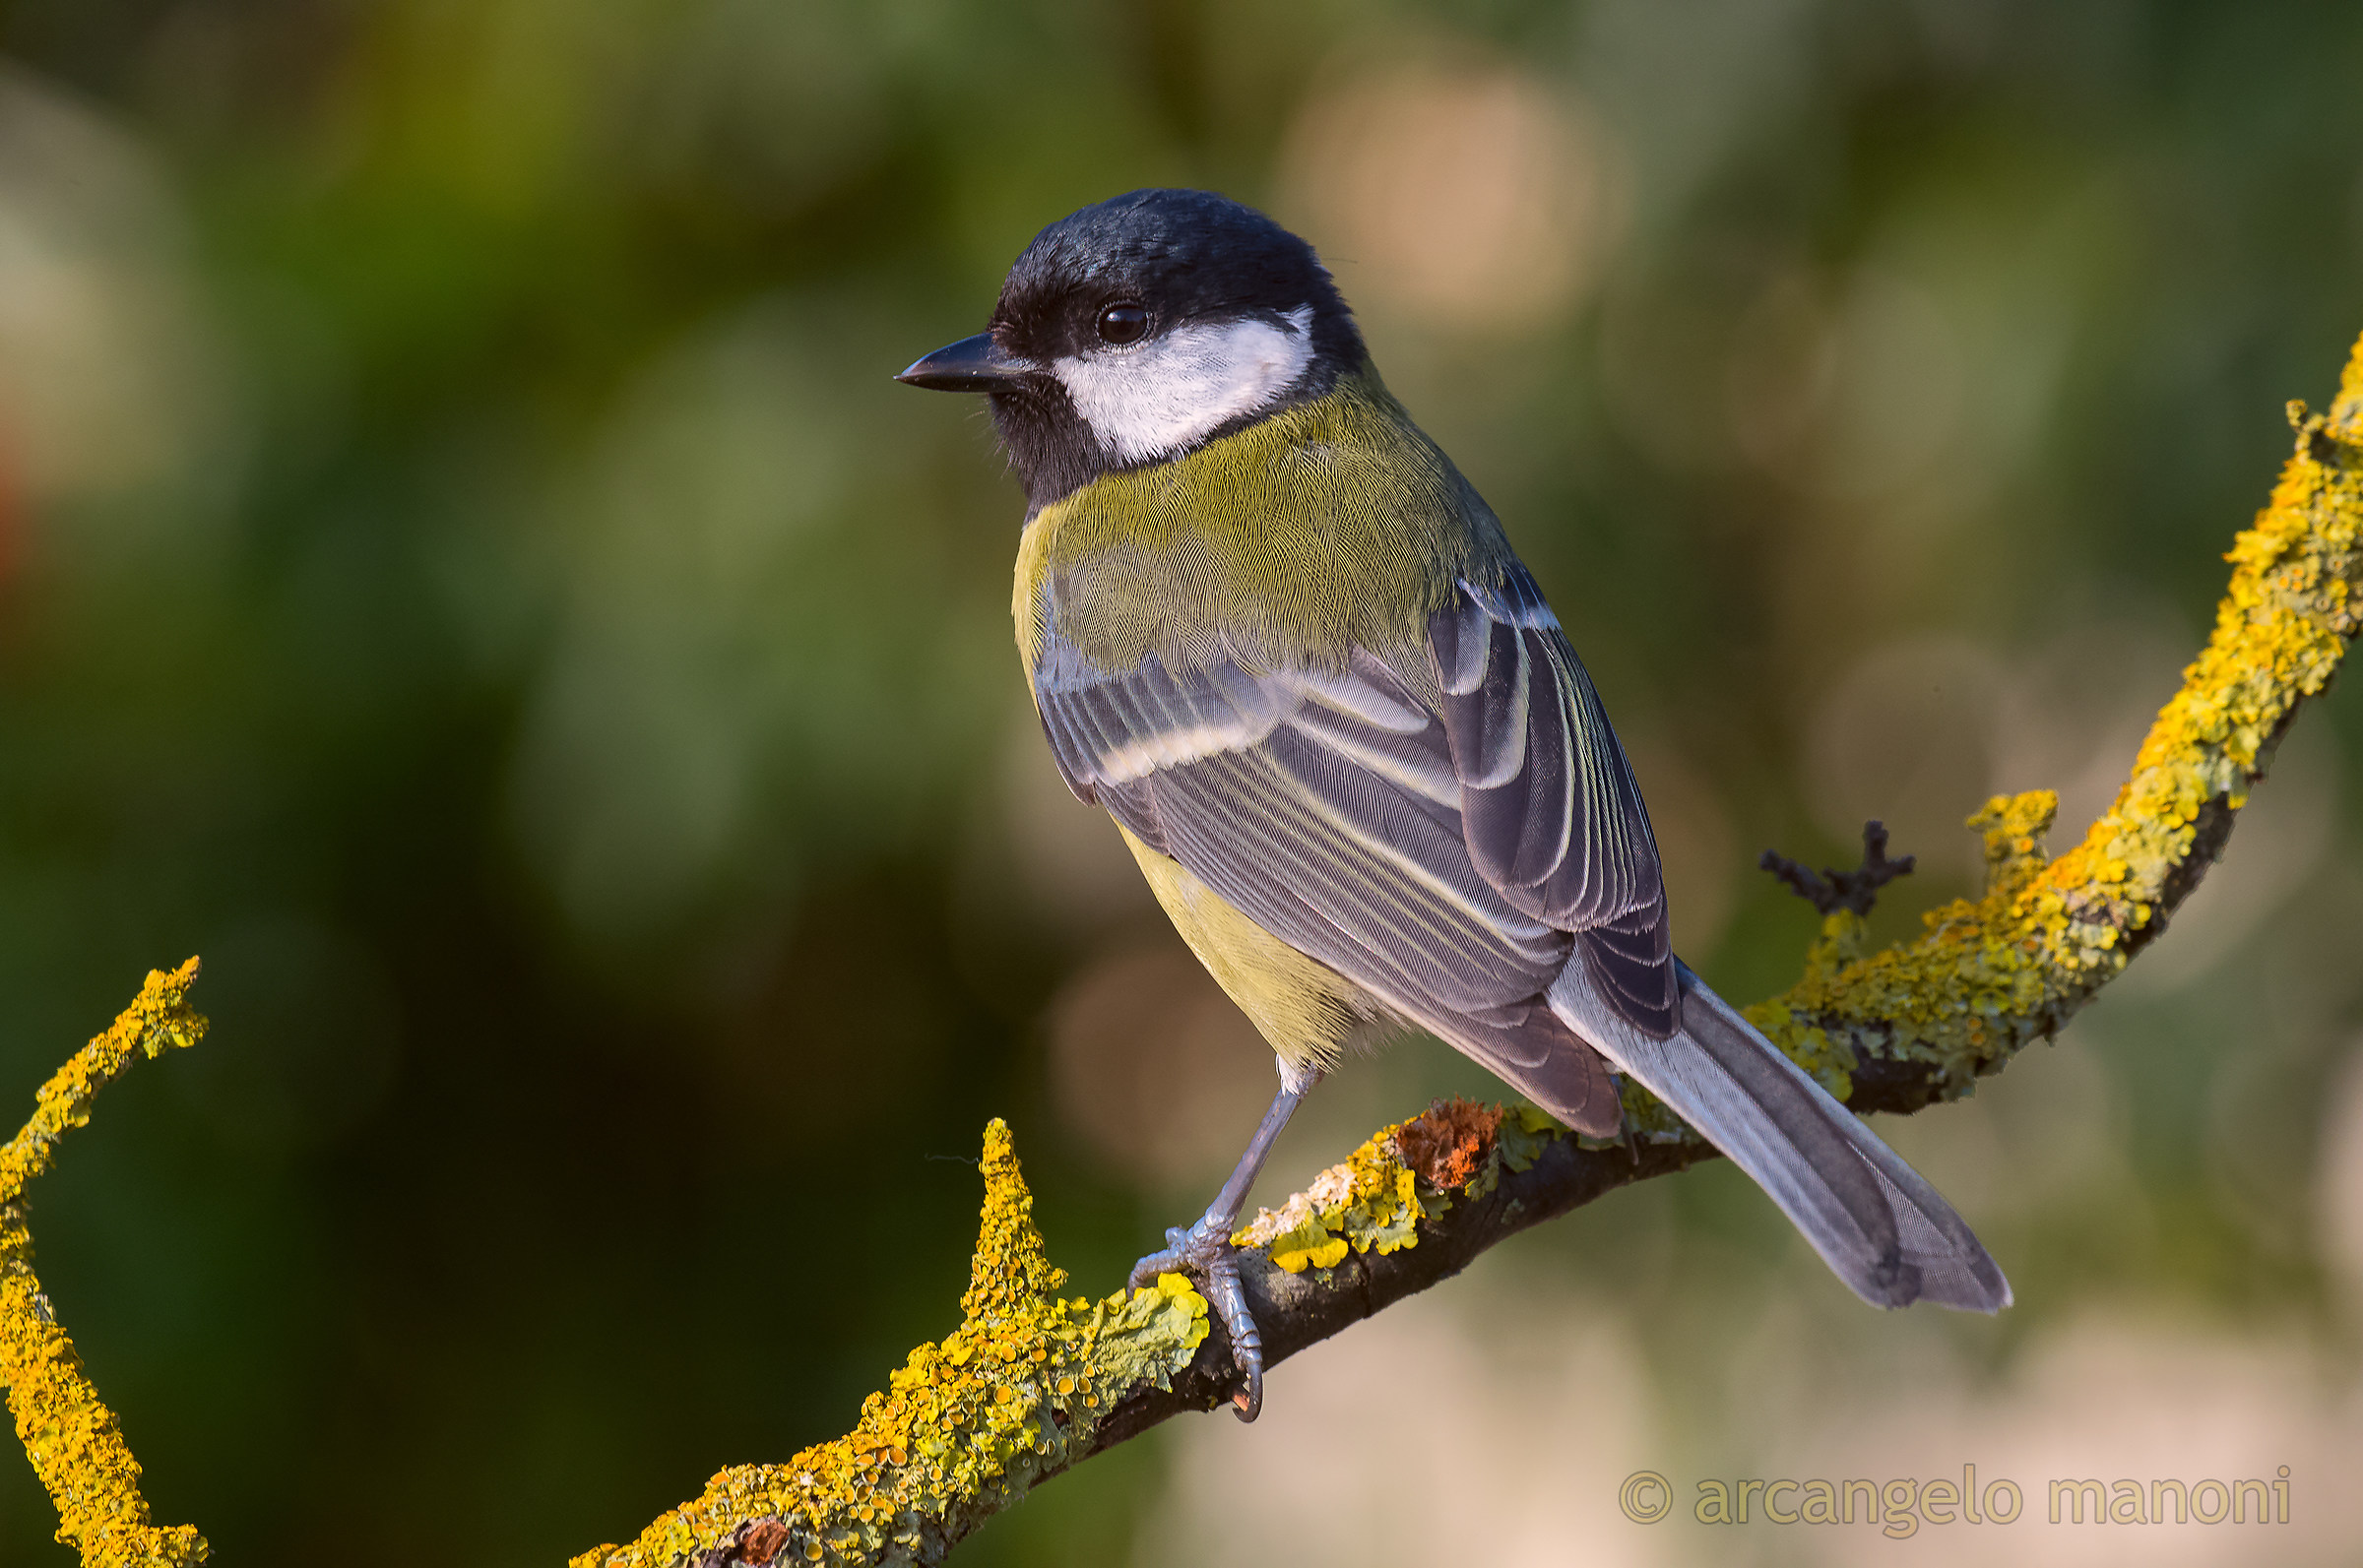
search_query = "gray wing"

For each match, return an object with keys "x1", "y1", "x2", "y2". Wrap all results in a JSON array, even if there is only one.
[
  {"x1": 1428, "y1": 566, "x2": 1678, "y2": 1035},
  {"x1": 1031, "y1": 618, "x2": 1622, "y2": 1134}
]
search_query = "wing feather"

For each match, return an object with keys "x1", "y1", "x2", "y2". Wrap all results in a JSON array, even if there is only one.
[
  {"x1": 1429, "y1": 569, "x2": 1677, "y2": 1035},
  {"x1": 1035, "y1": 634, "x2": 1567, "y2": 1018}
]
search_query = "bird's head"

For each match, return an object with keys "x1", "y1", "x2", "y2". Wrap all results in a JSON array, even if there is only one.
[{"x1": 898, "y1": 188, "x2": 1366, "y2": 508}]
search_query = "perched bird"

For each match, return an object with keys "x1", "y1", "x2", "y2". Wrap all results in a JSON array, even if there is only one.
[{"x1": 899, "y1": 188, "x2": 2010, "y2": 1420}]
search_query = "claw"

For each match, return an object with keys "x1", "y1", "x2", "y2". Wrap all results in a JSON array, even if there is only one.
[
  {"x1": 1131, "y1": 1081, "x2": 1307, "y2": 1423},
  {"x1": 1128, "y1": 1212, "x2": 1266, "y2": 1421}
]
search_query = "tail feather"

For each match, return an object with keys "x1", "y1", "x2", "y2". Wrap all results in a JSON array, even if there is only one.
[
  {"x1": 1548, "y1": 960, "x2": 2011, "y2": 1313},
  {"x1": 1426, "y1": 1003, "x2": 1625, "y2": 1139}
]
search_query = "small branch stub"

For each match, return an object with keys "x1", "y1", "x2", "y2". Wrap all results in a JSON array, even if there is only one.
[{"x1": 1760, "y1": 820, "x2": 1918, "y2": 916}]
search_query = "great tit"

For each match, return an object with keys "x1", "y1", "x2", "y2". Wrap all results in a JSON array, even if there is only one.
[{"x1": 900, "y1": 188, "x2": 2009, "y2": 1421}]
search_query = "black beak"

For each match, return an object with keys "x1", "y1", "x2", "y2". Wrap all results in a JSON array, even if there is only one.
[{"x1": 896, "y1": 332, "x2": 1029, "y2": 392}]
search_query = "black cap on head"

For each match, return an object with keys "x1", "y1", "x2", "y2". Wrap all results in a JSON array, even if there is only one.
[
  {"x1": 992, "y1": 189, "x2": 1363, "y2": 369},
  {"x1": 899, "y1": 189, "x2": 1367, "y2": 510}
]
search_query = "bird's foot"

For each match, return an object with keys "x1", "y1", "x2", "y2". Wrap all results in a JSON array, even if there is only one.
[{"x1": 1128, "y1": 1211, "x2": 1264, "y2": 1421}]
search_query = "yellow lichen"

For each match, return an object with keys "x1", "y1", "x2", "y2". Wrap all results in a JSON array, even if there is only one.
[
  {"x1": 572, "y1": 1120, "x2": 1209, "y2": 1568},
  {"x1": 1231, "y1": 1122, "x2": 1427, "y2": 1274},
  {"x1": 1744, "y1": 339, "x2": 2363, "y2": 1099},
  {"x1": 1227, "y1": 1098, "x2": 1565, "y2": 1276},
  {"x1": 1493, "y1": 1103, "x2": 1562, "y2": 1171},
  {"x1": 1, "y1": 959, "x2": 210, "y2": 1568}
]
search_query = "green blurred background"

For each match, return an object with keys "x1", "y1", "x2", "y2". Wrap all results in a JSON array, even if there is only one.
[{"x1": 2, "y1": 2, "x2": 2361, "y2": 1562}]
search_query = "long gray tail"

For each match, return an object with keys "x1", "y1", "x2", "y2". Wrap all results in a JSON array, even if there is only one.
[{"x1": 1548, "y1": 960, "x2": 2011, "y2": 1312}]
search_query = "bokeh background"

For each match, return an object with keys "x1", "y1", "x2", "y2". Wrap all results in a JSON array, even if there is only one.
[{"x1": 3, "y1": 1, "x2": 2362, "y2": 1562}]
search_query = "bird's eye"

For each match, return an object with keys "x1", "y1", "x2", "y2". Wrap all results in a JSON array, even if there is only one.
[{"x1": 1096, "y1": 303, "x2": 1150, "y2": 345}]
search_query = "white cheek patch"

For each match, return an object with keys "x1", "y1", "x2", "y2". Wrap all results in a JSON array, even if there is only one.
[{"x1": 1052, "y1": 304, "x2": 1314, "y2": 464}]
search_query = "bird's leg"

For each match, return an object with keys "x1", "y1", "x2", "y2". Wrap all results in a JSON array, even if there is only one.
[{"x1": 1127, "y1": 1078, "x2": 1309, "y2": 1422}]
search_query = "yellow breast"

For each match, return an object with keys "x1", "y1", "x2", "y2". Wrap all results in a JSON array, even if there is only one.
[{"x1": 1116, "y1": 824, "x2": 1377, "y2": 1074}]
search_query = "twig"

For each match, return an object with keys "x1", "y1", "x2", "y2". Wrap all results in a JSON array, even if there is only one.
[
  {"x1": 1759, "y1": 820, "x2": 1917, "y2": 915},
  {"x1": 0, "y1": 960, "x2": 211, "y2": 1568}
]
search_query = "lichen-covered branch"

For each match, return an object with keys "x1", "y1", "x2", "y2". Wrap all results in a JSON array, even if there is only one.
[
  {"x1": 1, "y1": 960, "x2": 211, "y2": 1567},
  {"x1": 1744, "y1": 350, "x2": 2363, "y2": 1119},
  {"x1": 575, "y1": 1120, "x2": 1218, "y2": 1568},
  {"x1": 571, "y1": 331, "x2": 2363, "y2": 1568},
  {"x1": 15, "y1": 339, "x2": 2354, "y2": 1568}
]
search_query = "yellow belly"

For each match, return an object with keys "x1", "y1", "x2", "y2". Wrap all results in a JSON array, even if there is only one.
[{"x1": 1116, "y1": 824, "x2": 1373, "y2": 1079}]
